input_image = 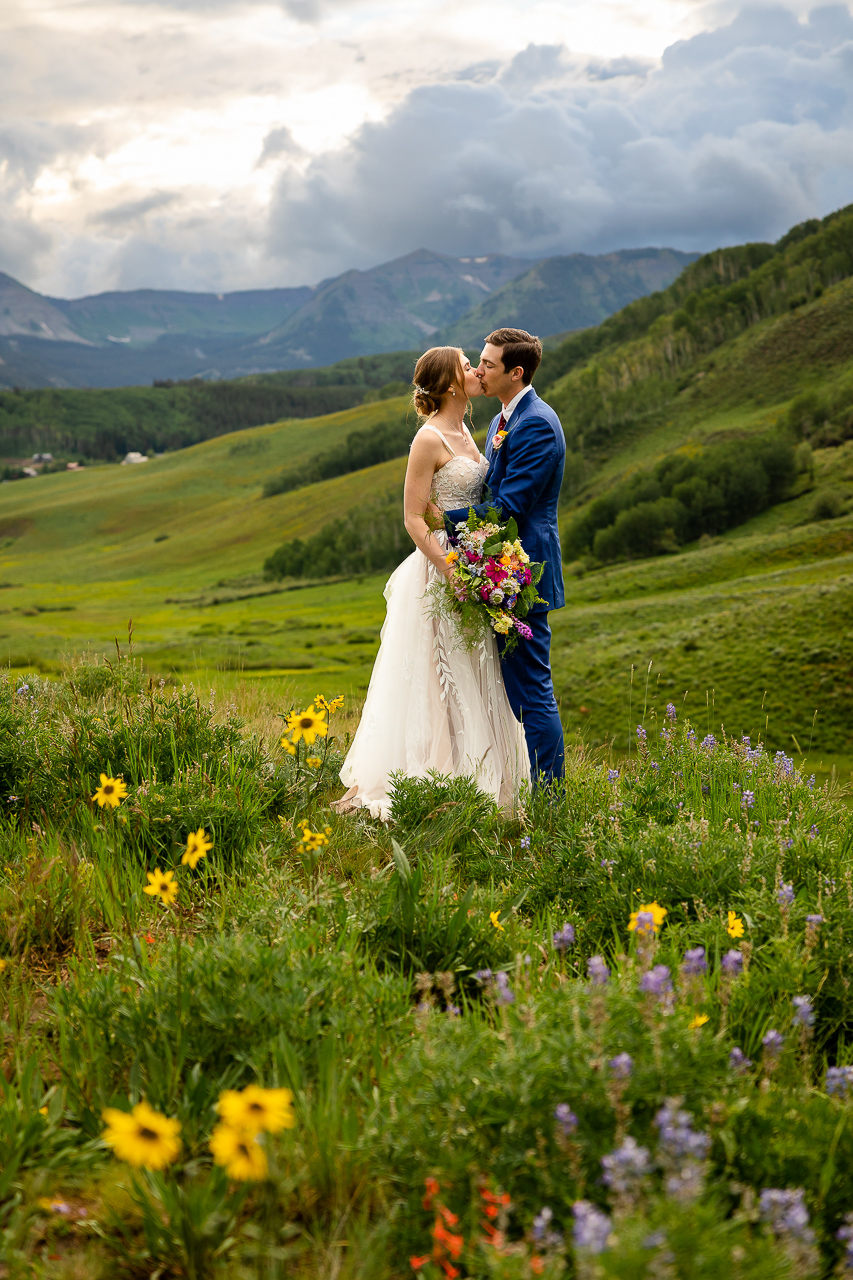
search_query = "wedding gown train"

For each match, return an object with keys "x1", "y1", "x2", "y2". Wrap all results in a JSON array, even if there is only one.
[{"x1": 336, "y1": 424, "x2": 530, "y2": 820}]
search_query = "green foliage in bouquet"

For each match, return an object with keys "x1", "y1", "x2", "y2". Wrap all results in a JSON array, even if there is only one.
[{"x1": 429, "y1": 507, "x2": 545, "y2": 655}]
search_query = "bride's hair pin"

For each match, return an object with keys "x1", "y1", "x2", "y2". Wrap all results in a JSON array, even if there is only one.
[{"x1": 413, "y1": 383, "x2": 428, "y2": 395}]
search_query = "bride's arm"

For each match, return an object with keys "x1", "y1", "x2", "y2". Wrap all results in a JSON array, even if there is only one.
[{"x1": 403, "y1": 433, "x2": 454, "y2": 577}]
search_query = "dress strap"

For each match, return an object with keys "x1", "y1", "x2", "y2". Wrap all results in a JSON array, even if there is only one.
[{"x1": 419, "y1": 422, "x2": 456, "y2": 457}]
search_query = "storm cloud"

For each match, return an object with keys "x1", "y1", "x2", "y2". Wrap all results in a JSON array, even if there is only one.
[{"x1": 266, "y1": 6, "x2": 853, "y2": 282}]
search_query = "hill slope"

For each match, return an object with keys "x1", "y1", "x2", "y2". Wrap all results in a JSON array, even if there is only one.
[{"x1": 440, "y1": 249, "x2": 698, "y2": 347}]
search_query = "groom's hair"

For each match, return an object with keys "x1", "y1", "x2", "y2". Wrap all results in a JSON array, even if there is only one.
[{"x1": 485, "y1": 328, "x2": 542, "y2": 384}]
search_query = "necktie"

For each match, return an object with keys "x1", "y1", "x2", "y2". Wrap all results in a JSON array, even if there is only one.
[{"x1": 497, "y1": 413, "x2": 507, "y2": 431}]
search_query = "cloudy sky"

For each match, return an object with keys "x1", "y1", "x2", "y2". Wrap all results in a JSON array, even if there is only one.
[{"x1": 2, "y1": 0, "x2": 852, "y2": 297}]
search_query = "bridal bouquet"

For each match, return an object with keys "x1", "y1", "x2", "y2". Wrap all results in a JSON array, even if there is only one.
[{"x1": 429, "y1": 507, "x2": 545, "y2": 654}]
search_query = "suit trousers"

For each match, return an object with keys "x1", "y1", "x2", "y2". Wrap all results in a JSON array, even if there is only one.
[{"x1": 499, "y1": 611, "x2": 565, "y2": 784}]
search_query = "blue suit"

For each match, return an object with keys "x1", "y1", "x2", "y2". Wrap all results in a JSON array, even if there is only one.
[{"x1": 444, "y1": 388, "x2": 566, "y2": 783}]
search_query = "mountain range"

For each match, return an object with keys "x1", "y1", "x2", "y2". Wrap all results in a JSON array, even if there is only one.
[{"x1": 0, "y1": 247, "x2": 697, "y2": 390}]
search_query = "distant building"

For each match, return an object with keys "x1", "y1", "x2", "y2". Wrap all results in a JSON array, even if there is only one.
[
  {"x1": 66, "y1": 462, "x2": 83, "y2": 470},
  {"x1": 122, "y1": 451, "x2": 149, "y2": 465},
  {"x1": 32, "y1": 452, "x2": 54, "y2": 463},
  {"x1": 22, "y1": 466, "x2": 38, "y2": 478}
]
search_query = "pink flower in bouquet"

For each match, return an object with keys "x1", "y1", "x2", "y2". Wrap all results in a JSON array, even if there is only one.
[
  {"x1": 480, "y1": 584, "x2": 492, "y2": 602},
  {"x1": 515, "y1": 621, "x2": 533, "y2": 639}
]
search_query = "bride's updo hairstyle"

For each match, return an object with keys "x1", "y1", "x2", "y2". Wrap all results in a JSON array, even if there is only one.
[{"x1": 412, "y1": 346, "x2": 464, "y2": 418}]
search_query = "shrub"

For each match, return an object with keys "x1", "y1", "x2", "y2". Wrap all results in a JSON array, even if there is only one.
[{"x1": 263, "y1": 490, "x2": 411, "y2": 580}]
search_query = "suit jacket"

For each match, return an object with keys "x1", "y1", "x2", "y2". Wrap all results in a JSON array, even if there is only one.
[{"x1": 444, "y1": 388, "x2": 566, "y2": 613}]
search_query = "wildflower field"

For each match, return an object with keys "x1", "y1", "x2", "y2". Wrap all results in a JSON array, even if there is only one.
[{"x1": 2, "y1": 653, "x2": 853, "y2": 1279}]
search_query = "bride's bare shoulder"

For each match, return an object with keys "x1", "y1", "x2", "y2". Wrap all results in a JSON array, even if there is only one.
[{"x1": 409, "y1": 424, "x2": 444, "y2": 460}]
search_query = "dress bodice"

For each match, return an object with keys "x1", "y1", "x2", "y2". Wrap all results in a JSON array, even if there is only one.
[{"x1": 429, "y1": 453, "x2": 489, "y2": 513}]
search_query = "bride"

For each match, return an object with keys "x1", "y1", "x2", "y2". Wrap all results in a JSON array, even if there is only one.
[{"x1": 334, "y1": 345, "x2": 530, "y2": 820}]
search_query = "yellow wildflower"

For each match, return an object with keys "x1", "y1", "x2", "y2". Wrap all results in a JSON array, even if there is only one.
[
  {"x1": 210, "y1": 1123, "x2": 268, "y2": 1180},
  {"x1": 39, "y1": 1106, "x2": 48, "y2": 1116},
  {"x1": 445, "y1": 550, "x2": 459, "y2": 564},
  {"x1": 143, "y1": 868, "x2": 178, "y2": 905},
  {"x1": 181, "y1": 827, "x2": 212, "y2": 869},
  {"x1": 0, "y1": 958, "x2": 7, "y2": 973},
  {"x1": 315, "y1": 694, "x2": 344, "y2": 714},
  {"x1": 92, "y1": 773, "x2": 128, "y2": 808},
  {"x1": 489, "y1": 910, "x2": 504, "y2": 932},
  {"x1": 297, "y1": 819, "x2": 329, "y2": 851},
  {"x1": 491, "y1": 614, "x2": 512, "y2": 635},
  {"x1": 727, "y1": 911, "x2": 745, "y2": 938},
  {"x1": 688, "y1": 1013, "x2": 709, "y2": 1030},
  {"x1": 628, "y1": 902, "x2": 668, "y2": 934},
  {"x1": 216, "y1": 1084, "x2": 295, "y2": 1134},
  {"x1": 287, "y1": 704, "x2": 328, "y2": 746},
  {"x1": 102, "y1": 1100, "x2": 181, "y2": 1169},
  {"x1": 280, "y1": 737, "x2": 297, "y2": 755},
  {"x1": 306, "y1": 756, "x2": 322, "y2": 769}
]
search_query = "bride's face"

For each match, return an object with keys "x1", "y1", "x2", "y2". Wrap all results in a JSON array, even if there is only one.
[{"x1": 458, "y1": 353, "x2": 484, "y2": 399}]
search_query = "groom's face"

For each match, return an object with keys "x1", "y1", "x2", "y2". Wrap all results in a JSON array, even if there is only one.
[{"x1": 478, "y1": 343, "x2": 524, "y2": 402}]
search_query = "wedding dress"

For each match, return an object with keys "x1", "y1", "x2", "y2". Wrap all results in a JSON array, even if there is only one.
[{"x1": 336, "y1": 423, "x2": 530, "y2": 820}]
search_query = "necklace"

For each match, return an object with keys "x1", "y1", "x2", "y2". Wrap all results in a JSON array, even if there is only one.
[{"x1": 432, "y1": 412, "x2": 469, "y2": 439}]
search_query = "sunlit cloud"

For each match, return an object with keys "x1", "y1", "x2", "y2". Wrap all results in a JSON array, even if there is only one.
[{"x1": 1, "y1": 0, "x2": 851, "y2": 296}]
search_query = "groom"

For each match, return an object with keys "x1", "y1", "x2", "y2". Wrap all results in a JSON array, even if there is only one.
[{"x1": 444, "y1": 327, "x2": 566, "y2": 784}]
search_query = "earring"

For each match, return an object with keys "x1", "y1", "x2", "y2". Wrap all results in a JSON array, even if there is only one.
[{"x1": 451, "y1": 389, "x2": 456, "y2": 396}]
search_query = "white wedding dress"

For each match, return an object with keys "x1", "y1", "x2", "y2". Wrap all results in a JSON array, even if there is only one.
[{"x1": 337, "y1": 423, "x2": 530, "y2": 820}]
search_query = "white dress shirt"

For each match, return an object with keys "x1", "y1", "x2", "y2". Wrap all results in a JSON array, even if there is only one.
[{"x1": 500, "y1": 383, "x2": 533, "y2": 423}]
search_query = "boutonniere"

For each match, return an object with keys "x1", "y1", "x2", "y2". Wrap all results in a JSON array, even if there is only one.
[{"x1": 492, "y1": 429, "x2": 508, "y2": 452}]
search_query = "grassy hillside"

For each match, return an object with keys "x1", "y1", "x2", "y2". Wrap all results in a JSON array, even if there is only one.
[{"x1": 441, "y1": 248, "x2": 697, "y2": 347}]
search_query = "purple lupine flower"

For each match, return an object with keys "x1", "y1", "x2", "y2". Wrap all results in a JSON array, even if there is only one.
[
  {"x1": 607, "y1": 768, "x2": 619, "y2": 783},
  {"x1": 733, "y1": 782, "x2": 740, "y2": 792},
  {"x1": 520, "y1": 835, "x2": 530, "y2": 849},
  {"x1": 793, "y1": 995, "x2": 814, "y2": 1029},
  {"x1": 553, "y1": 923, "x2": 576, "y2": 951},
  {"x1": 600, "y1": 858, "x2": 615, "y2": 871},
  {"x1": 774, "y1": 751, "x2": 795, "y2": 777},
  {"x1": 634, "y1": 910, "x2": 655, "y2": 934},
  {"x1": 721, "y1": 950, "x2": 744, "y2": 976},
  {"x1": 587, "y1": 955, "x2": 610, "y2": 986},
  {"x1": 742, "y1": 790, "x2": 755, "y2": 808},
  {"x1": 758, "y1": 1188, "x2": 813, "y2": 1242},
  {"x1": 701, "y1": 784, "x2": 710, "y2": 795},
  {"x1": 446, "y1": 1005, "x2": 461, "y2": 1017},
  {"x1": 531, "y1": 1206, "x2": 562, "y2": 1248},
  {"x1": 729, "y1": 1046, "x2": 752, "y2": 1073},
  {"x1": 637, "y1": 725, "x2": 647, "y2": 743},
  {"x1": 763, "y1": 1029, "x2": 784, "y2": 1059},
  {"x1": 777, "y1": 883, "x2": 795, "y2": 907},
  {"x1": 837, "y1": 1213, "x2": 853, "y2": 1267},
  {"x1": 807, "y1": 775, "x2": 816, "y2": 790},
  {"x1": 572, "y1": 1201, "x2": 611, "y2": 1253},
  {"x1": 555, "y1": 1104, "x2": 578, "y2": 1137},
  {"x1": 609, "y1": 1053, "x2": 633, "y2": 1079},
  {"x1": 742, "y1": 735, "x2": 750, "y2": 745},
  {"x1": 701, "y1": 734, "x2": 716, "y2": 751},
  {"x1": 666, "y1": 703, "x2": 677, "y2": 722},
  {"x1": 494, "y1": 971, "x2": 514, "y2": 1005},
  {"x1": 602, "y1": 1137, "x2": 651, "y2": 1193},
  {"x1": 475, "y1": 969, "x2": 492, "y2": 982},
  {"x1": 809, "y1": 824, "x2": 819, "y2": 838},
  {"x1": 806, "y1": 914, "x2": 823, "y2": 927},
  {"x1": 681, "y1": 947, "x2": 707, "y2": 976},
  {"x1": 784, "y1": 838, "x2": 794, "y2": 849},
  {"x1": 655, "y1": 1103, "x2": 711, "y2": 1161},
  {"x1": 826, "y1": 1066, "x2": 853, "y2": 1097},
  {"x1": 640, "y1": 964, "x2": 673, "y2": 998},
  {"x1": 650, "y1": 761, "x2": 660, "y2": 771},
  {"x1": 687, "y1": 729, "x2": 696, "y2": 744}
]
